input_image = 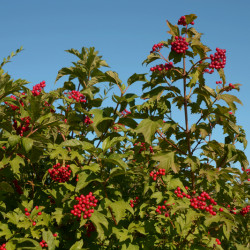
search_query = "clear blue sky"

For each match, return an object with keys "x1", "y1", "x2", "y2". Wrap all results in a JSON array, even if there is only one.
[{"x1": 1, "y1": 0, "x2": 250, "y2": 161}]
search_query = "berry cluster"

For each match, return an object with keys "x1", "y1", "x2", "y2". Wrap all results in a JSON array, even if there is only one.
[
  {"x1": 76, "y1": 174, "x2": 79, "y2": 182},
  {"x1": 155, "y1": 202, "x2": 171, "y2": 217},
  {"x1": 171, "y1": 36, "x2": 189, "y2": 54},
  {"x1": 229, "y1": 207, "x2": 237, "y2": 215},
  {"x1": 150, "y1": 169, "x2": 166, "y2": 181},
  {"x1": 227, "y1": 83, "x2": 235, "y2": 91},
  {"x1": 189, "y1": 191, "x2": 218, "y2": 216},
  {"x1": 32, "y1": 81, "x2": 46, "y2": 96},
  {"x1": 242, "y1": 167, "x2": 250, "y2": 181},
  {"x1": 48, "y1": 163, "x2": 72, "y2": 183},
  {"x1": 150, "y1": 43, "x2": 164, "y2": 53},
  {"x1": 130, "y1": 197, "x2": 139, "y2": 208},
  {"x1": 67, "y1": 90, "x2": 86, "y2": 103},
  {"x1": 203, "y1": 68, "x2": 214, "y2": 74},
  {"x1": 121, "y1": 109, "x2": 131, "y2": 117},
  {"x1": 83, "y1": 115, "x2": 93, "y2": 125},
  {"x1": 5, "y1": 95, "x2": 18, "y2": 111},
  {"x1": 174, "y1": 186, "x2": 191, "y2": 199},
  {"x1": 209, "y1": 48, "x2": 226, "y2": 69},
  {"x1": 24, "y1": 206, "x2": 42, "y2": 226},
  {"x1": 39, "y1": 240, "x2": 48, "y2": 248},
  {"x1": 134, "y1": 142, "x2": 146, "y2": 153},
  {"x1": 43, "y1": 101, "x2": 55, "y2": 113},
  {"x1": 149, "y1": 145, "x2": 153, "y2": 153},
  {"x1": 174, "y1": 188, "x2": 223, "y2": 216},
  {"x1": 177, "y1": 16, "x2": 195, "y2": 26},
  {"x1": 150, "y1": 62, "x2": 173, "y2": 72},
  {"x1": 5, "y1": 94, "x2": 25, "y2": 111},
  {"x1": 0, "y1": 244, "x2": 6, "y2": 250},
  {"x1": 13, "y1": 116, "x2": 31, "y2": 136},
  {"x1": 114, "y1": 123, "x2": 125, "y2": 130},
  {"x1": 216, "y1": 81, "x2": 222, "y2": 84},
  {"x1": 240, "y1": 205, "x2": 250, "y2": 216},
  {"x1": 216, "y1": 238, "x2": 221, "y2": 245},
  {"x1": 71, "y1": 192, "x2": 98, "y2": 219}
]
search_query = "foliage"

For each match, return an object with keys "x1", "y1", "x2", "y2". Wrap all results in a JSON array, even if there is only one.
[{"x1": 0, "y1": 14, "x2": 249, "y2": 250}]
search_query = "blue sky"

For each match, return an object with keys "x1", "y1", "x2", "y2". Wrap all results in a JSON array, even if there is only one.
[{"x1": 1, "y1": 0, "x2": 250, "y2": 160}]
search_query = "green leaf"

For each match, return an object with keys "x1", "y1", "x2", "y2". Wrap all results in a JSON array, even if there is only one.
[
  {"x1": 167, "y1": 20, "x2": 179, "y2": 37},
  {"x1": 52, "y1": 208, "x2": 64, "y2": 225},
  {"x1": 90, "y1": 210, "x2": 108, "y2": 240},
  {"x1": 142, "y1": 53, "x2": 161, "y2": 66},
  {"x1": 21, "y1": 137, "x2": 33, "y2": 153},
  {"x1": 42, "y1": 230, "x2": 55, "y2": 250},
  {"x1": 185, "y1": 14, "x2": 197, "y2": 25},
  {"x1": 105, "y1": 71, "x2": 122, "y2": 85},
  {"x1": 75, "y1": 172, "x2": 102, "y2": 192},
  {"x1": 109, "y1": 200, "x2": 133, "y2": 223},
  {"x1": 9, "y1": 238, "x2": 42, "y2": 250},
  {"x1": 152, "y1": 151, "x2": 179, "y2": 173},
  {"x1": 69, "y1": 240, "x2": 84, "y2": 250},
  {"x1": 127, "y1": 73, "x2": 147, "y2": 86},
  {"x1": 218, "y1": 93, "x2": 242, "y2": 112},
  {"x1": 0, "y1": 224, "x2": 12, "y2": 239},
  {"x1": 0, "y1": 181, "x2": 14, "y2": 193},
  {"x1": 135, "y1": 119, "x2": 160, "y2": 144},
  {"x1": 102, "y1": 136, "x2": 126, "y2": 152},
  {"x1": 8, "y1": 135, "x2": 20, "y2": 147}
]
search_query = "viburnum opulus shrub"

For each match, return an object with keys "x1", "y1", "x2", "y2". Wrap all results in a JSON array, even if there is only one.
[{"x1": 0, "y1": 14, "x2": 249, "y2": 249}]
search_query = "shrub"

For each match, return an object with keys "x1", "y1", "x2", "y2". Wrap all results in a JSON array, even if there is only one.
[{"x1": 0, "y1": 14, "x2": 249, "y2": 249}]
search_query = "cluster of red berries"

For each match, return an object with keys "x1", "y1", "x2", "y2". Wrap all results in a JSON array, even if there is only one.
[
  {"x1": 83, "y1": 115, "x2": 93, "y2": 125},
  {"x1": 155, "y1": 201, "x2": 172, "y2": 217},
  {"x1": 174, "y1": 186, "x2": 191, "y2": 199},
  {"x1": 24, "y1": 206, "x2": 42, "y2": 226},
  {"x1": 0, "y1": 244, "x2": 6, "y2": 250},
  {"x1": 174, "y1": 188, "x2": 223, "y2": 216},
  {"x1": 67, "y1": 90, "x2": 86, "y2": 103},
  {"x1": 13, "y1": 116, "x2": 31, "y2": 136},
  {"x1": 48, "y1": 163, "x2": 72, "y2": 183},
  {"x1": 150, "y1": 169, "x2": 166, "y2": 181},
  {"x1": 227, "y1": 83, "x2": 235, "y2": 91},
  {"x1": 150, "y1": 62, "x2": 174, "y2": 72},
  {"x1": 215, "y1": 238, "x2": 221, "y2": 245},
  {"x1": 5, "y1": 94, "x2": 25, "y2": 111},
  {"x1": 71, "y1": 192, "x2": 98, "y2": 219},
  {"x1": 13, "y1": 179, "x2": 23, "y2": 194},
  {"x1": 177, "y1": 16, "x2": 195, "y2": 26},
  {"x1": 85, "y1": 222, "x2": 96, "y2": 237},
  {"x1": 32, "y1": 81, "x2": 46, "y2": 96},
  {"x1": 43, "y1": 101, "x2": 55, "y2": 113},
  {"x1": 242, "y1": 167, "x2": 250, "y2": 181},
  {"x1": 121, "y1": 109, "x2": 131, "y2": 117},
  {"x1": 113, "y1": 123, "x2": 125, "y2": 130},
  {"x1": 134, "y1": 142, "x2": 146, "y2": 153},
  {"x1": 133, "y1": 142, "x2": 154, "y2": 154},
  {"x1": 150, "y1": 43, "x2": 164, "y2": 53},
  {"x1": 203, "y1": 68, "x2": 214, "y2": 74},
  {"x1": 76, "y1": 174, "x2": 79, "y2": 182},
  {"x1": 216, "y1": 81, "x2": 222, "y2": 84},
  {"x1": 240, "y1": 205, "x2": 250, "y2": 216},
  {"x1": 39, "y1": 240, "x2": 48, "y2": 248},
  {"x1": 130, "y1": 197, "x2": 139, "y2": 208},
  {"x1": 209, "y1": 48, "x2": 226, "y2": 69},
  {"x1": 189, "y1": 191, "x2": 218, "y2": 216},
  {"x1": 171, "y1": 36, "x2": 189, "y2": 54}
]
